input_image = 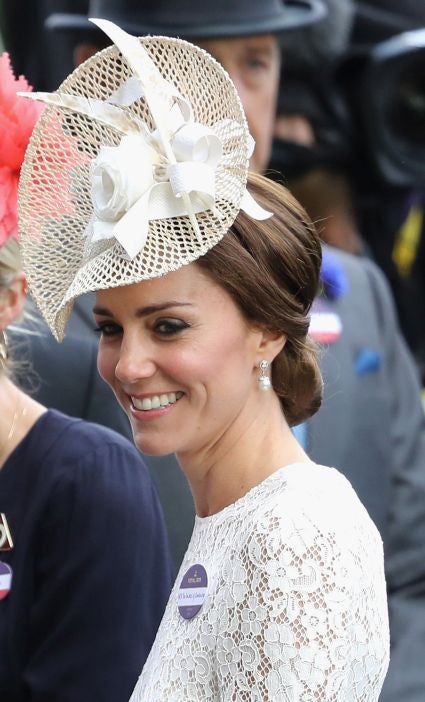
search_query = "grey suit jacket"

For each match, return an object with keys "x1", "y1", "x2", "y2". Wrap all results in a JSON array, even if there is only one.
[{"x1": 309, "y1": 249, "x2": 425, "y2": 702}]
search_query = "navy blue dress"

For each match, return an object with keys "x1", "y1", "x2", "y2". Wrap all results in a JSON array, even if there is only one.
[{"x1": 0, "y1": 410, "x2": 173, "y2": 701}]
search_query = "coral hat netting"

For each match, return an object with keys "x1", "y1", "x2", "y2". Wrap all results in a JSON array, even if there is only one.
[{"x1": 18, "y1": 35, "x2": 250, "y2": 340}]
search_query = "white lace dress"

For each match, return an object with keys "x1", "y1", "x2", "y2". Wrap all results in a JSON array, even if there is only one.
[{"x1": 130, "y1": 463, "x2": 389, "y2": 701}]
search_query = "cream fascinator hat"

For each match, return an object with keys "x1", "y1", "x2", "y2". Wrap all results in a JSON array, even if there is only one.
[{"x1": 18, "y1": 19, "x2": 271, "y2": 340}]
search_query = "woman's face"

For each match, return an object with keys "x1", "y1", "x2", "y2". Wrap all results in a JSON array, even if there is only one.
[
  {"x1": 94, "y1": 264, "x2": 265, "y2": 457},
  {"x1": 0, "y1": 271, "x2": 27, "y2": 332}
]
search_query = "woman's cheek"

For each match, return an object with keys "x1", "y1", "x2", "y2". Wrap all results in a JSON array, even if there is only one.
[{"x1": 97, "y1": 343, "x2": 116, "y2": 386}]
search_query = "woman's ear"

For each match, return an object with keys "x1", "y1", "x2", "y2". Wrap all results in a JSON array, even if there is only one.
[
  {"x1": 254, "y1": 327, "x2": 286, "y2": 365},
  {"x1": 0, "y1": 272, "x2": 27, "y2": 330}
]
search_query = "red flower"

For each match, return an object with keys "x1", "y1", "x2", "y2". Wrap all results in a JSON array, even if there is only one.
[{"x1": 0, "y1": 53, "x2": 44, "y2": 245}]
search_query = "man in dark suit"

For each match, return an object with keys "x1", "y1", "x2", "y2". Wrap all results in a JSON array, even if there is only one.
[{"x1": 35, "y1": 2, "x2": 425, "y2": 698}]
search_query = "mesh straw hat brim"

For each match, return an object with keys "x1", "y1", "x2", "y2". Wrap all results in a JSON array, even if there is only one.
[{"x1": 18, "y1": 29, "x2": 252, "y2": 340}]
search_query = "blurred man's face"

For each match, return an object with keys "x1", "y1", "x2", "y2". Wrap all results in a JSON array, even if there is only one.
[
  {"x1": 75, "y1": 33, "x2": 280, "y2": 173},
  {"x1": 198, "y1": 35, "x2": 280, "y2": 172}
]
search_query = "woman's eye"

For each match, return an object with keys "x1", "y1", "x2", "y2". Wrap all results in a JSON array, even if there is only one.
[
  {"x1": 246, "y1": 57, "x2": 268, "y2": 71},
  {"x1": 154, "y1": 319, "x2": 190, "y2": 336},
  {"x1": 93, "y1": 322, "x2": 122, "y2": 337}
]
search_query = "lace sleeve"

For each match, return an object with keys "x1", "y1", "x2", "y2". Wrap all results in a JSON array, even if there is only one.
[{"x1": 215, "y1": 507, "x2": 389, "y2": 701}]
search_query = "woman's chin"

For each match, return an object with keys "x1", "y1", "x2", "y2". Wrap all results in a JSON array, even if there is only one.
[{"x1": 131, "y1": 432, "x2": 176, "y2": 457}]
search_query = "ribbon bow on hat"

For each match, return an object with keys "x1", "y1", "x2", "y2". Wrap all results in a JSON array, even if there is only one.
[
  {"x1": 86, "y1": 92, "x2": 225, "y2": 259},
  {"x1": 20, "y1": 18, "x2": 271, "y2": 260}
]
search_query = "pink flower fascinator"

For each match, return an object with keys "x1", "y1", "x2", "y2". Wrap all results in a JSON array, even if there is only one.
[{"x1": 0, "y1": 53, "x2": 44, "y2": 246}]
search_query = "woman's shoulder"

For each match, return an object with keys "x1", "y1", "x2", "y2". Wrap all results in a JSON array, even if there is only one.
[
  {"x1": 252, "y1": 461, "x2": 360, "y2": 511},
  {"x1": 20, "y1": 410, "x2": 159, "y2": 527},
  {"x1": 246, "y1": 462, "x2": 383, "y2": 556},
  {"x1": 32, "y1": 407, "x2": 136, "y2": 455},
  {"x1": 20, "y1": 408, "x2": 148, "y2": 487},
  {"x1": 264, "y1": 461, "x2": 373, "y2": 515}
]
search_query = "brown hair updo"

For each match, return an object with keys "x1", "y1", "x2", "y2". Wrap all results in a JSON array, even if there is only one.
[{"x1": 197, "y1": 172, "x2": 323, "y2": 426}]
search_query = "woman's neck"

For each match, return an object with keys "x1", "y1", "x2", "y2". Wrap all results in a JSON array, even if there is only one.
[
  {"x1": 177, "y1": 393, "x2": 310, "y2": 518},
  {"x1": 0, "y1": 375, "x2": 46, "y2": 470}
]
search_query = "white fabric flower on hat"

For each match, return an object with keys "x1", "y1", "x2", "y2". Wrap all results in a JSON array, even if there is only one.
[
  {"x1": 91, "y1": 134, "x2": 156, "y2": 227},
  {"x1": 85, "y1": 109, "x2": 227, "y2": 259}
]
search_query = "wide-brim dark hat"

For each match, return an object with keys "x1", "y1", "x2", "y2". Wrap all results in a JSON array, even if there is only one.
[{"x1": 46, "y1": 0, "x2": 326, "y2": 39}]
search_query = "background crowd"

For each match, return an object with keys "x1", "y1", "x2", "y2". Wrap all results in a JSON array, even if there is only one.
[{"x1": 0, "y1": 1, "x2": 424, "y2": 701}]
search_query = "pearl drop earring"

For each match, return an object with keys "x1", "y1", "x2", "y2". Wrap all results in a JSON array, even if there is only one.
[{"x1": 258, "y1": 360, "x2": 271, "y2": 390}]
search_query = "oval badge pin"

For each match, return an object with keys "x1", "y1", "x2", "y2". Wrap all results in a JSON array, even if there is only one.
[
  {"x1": 0, "y1": 561, "x2": 13, "y2": 600},
  {"x1": 178, "y1": 564, "x2": 208, "y2": 620}
]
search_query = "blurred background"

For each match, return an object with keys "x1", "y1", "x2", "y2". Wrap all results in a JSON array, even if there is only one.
[{"x1": 269, "y1": 0, "x2": 425, "y2": 383}]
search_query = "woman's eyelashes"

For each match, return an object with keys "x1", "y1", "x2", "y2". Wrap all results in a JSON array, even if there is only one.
[
  {"x1": 93, "y1": 317, "x2": 190, "y2": 338},
  {"x1": 153, "y1": 318, "x2": 191, "y2": 336},
  {"x1": 93, "y1": 321, "x2": 122, "y2": 337}
]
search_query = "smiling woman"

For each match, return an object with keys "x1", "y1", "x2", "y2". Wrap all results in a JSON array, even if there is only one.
[
  {"x1": 93, "y1": 174, "x2": 323, "y2": 463},
  {"x1": 18, "y1": 19, "x2": 389, "y2": 702}
]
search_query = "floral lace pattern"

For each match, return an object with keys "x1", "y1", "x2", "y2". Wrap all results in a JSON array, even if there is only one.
[{"x1": 130, "y1": 463, "x2": 389, "y2": 701}]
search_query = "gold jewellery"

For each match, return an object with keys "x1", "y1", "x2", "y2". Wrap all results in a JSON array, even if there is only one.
[
  {"x1": 0, "y1": 393, "x2": 27, "y2": 552},
  {"x1": 0, "y1": 395, "x2": 27, "y2": 466},
  {"x1": 0, "y1": 330, "x2": 7, "y2": 368},
  {"x1": 0, "y1": 330, "x2": 15, "y2": 551}
]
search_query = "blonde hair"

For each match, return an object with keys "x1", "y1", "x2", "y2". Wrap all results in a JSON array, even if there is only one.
[
  {"x1": 0, "y1": 238, "x2": 40, "y2": 384},
  {"x1": 0, "y1": 237, "x2": 21, "y2": 285}
]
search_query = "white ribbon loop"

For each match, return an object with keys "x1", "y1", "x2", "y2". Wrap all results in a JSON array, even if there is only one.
[
  {"x1": 169, "y1": 162, "x2": 215, "y2": 202},
  {"x1": 240, "y1": 190, "x2": 273, "y2": 221},
  {"x1": 172, "y1": 124, "x2": 222, "y2": 165}
]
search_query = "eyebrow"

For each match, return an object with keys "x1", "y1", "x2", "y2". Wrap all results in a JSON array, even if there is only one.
[
  {"x1": 245, "y1": 44, "x2": 275, "y2": 55},
  {"x1": 93, "y1": 301, "x2": 193, "y2": 317}
]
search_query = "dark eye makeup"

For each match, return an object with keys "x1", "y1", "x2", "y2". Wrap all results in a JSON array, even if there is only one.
[
  {"x1": 93, "y1": 317, "x2": 190, "y2": 338},
  {"x1": 154, "y1": 318, "x2": 191, "y2": 336},
  {"x1": 93, "y1": 322, "x2": 122, "y2": 337}
]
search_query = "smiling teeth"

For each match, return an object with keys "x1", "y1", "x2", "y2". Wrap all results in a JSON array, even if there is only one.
[{"x1": 132, "y1": 392, "x2": 183, "y2": 411}]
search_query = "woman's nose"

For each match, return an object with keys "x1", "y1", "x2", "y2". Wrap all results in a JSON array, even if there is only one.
[{"x1": 114, "y1": 337, "x2": 156, "y2": 385}]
